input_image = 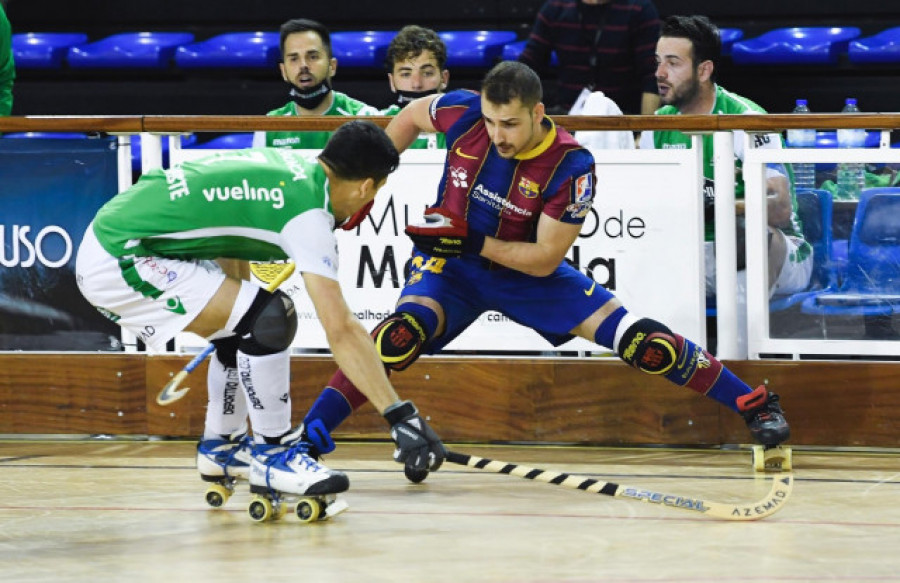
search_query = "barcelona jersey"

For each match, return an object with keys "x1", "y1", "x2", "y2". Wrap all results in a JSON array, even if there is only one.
[
  {"x1": 428, "y1": 90, "x2": 597, "y2": 243},
  {"x1": 401, "y1": 90, "x2": 615, "y2": 351}
]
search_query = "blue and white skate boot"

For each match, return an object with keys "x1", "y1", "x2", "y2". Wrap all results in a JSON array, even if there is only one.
[
  {"x1": 248, "y1": 432, "x2": 349, "y2": 523},
  {"x1": 196, "y1": 430, "x2": 253, "y2": 508}
]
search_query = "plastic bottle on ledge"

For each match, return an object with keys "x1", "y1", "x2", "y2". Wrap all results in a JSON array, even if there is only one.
[
  {"x1": 786, "y1": 99, "x2": 817, "y2": 193},
  {"x1": 835, "y1": 98, "x2": 866, "y2": 200}
]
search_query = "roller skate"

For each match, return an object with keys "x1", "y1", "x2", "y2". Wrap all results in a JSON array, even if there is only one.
[
  {"x1": 737, "y1": 386, "x2": 792, "y2": 472},
  {"x1": 247, "y1": 431, "x2": 350, "y2": 524},
  {"x1": 196, "y1": 429, "x2": 253, "y2": 508}
]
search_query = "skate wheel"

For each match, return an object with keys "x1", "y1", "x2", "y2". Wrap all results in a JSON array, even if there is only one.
[
  {"x1": 295, "y1": 498, "x2": 322, "y2": 523},
  {"x1": 404, "y1": 465, "x2": 429, "y2": 484},
  {"x1": 781, "y1": 448, "x2": 793, "y2": 471},
  {"x1": 751, "y1": 445, "x2": 766, "y2": 472},
  {"x1": 204, "y1": 483, "x2": 232, "y2": 508},
  {"x1": 763, "y1": 445, "x2": 792, "y2": 471},
  {"x1": 248, "y1": 495, "x2": 274, "y2": 522}
]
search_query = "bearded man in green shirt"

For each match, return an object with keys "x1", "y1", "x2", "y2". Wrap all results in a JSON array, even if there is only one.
[
  {"x1": 252, "y1": 19, "x2": 379, "y2": 150},
  {"x1": 639, "y1": 15, "x2": 812, "y2": 301}
]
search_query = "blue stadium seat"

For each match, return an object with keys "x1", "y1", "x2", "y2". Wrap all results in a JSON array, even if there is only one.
[
  {"x1": 770, "y1": 189, "x2": 837, "y2": 311},
  {"x1": 188, "y1": 133, "x2": 254, "y2": 149},
  {"x1": 802, "y1": 188, "x2": 900, "y2": 316},
  {"x1": 501, "y1": 39, "x2": 559, "y2": 66},
  {"x1": 719, "y1": 28, "x2": 744, "y2": 56},
  {"x1": 331, "y1": 31, "x2": 396, "y2": 67},
  {"x1": 175, "y1": 32, "x2": 280, "y2": 68},
  {"x1": 731, "y1": 27, "x2": 861, "y2": 65},
  {"x1": 2, "y1": 132, "x2": 89, "y2": 139},
  {"x1": 11, "y1": 33, "x2": 88, "y2": 69},
  {"x1": 440, "y1": 30, "x2": 518, "y2": 67},
  {"x1": 501, "y1": 39, "x2": 527, "y2": 61},
  {"x1": 67, "y1": 32, "x2": 195, "y2": 69},
  {"x1": 130, "y1": 134, "x2": 198, "y2": 173},
  {"x1": 848, "y1": 26, "x2": 900, "y2": 64},
  {"x1": 804, "y1": 130, "x2": 882, "y2": 176},
  {"x1": 812, "y1": 130, "x2": 881, "y2": 149}
]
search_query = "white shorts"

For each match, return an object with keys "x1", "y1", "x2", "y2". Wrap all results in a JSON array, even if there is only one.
[
  {"x1": 769, "y1": 235, "x2": 814, "y2": 297},
  {"x1": 75, "y1": 224, "x2": 226, "y2": 352},
  {"x1": 705, "y1": 234, "x2": 813, "y2": 299}
]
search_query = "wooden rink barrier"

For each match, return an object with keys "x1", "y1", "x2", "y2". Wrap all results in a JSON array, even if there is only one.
[{"x1": 0, "y1": 353, "x2": 898, "y2": 447}]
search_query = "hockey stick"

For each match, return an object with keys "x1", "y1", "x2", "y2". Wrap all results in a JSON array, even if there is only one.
[
  {"x1": 446, "y1": 450, "x2": 793, "y2": 522},
  {"x1": 155, "y1": 261, "x2": 296, "y2": 406}
]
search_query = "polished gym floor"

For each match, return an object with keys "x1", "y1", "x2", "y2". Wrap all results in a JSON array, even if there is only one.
[{"x1": 0, "y1": 439, "x2": 897, "y2": 582}]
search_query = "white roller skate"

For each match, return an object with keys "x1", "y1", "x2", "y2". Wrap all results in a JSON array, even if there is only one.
[
  {"x1": 248, "y1": 435, "x2": 350, "y2": 523},
  {"x1": 196, "y1": 430, "x2": 253, "y2": 508}
]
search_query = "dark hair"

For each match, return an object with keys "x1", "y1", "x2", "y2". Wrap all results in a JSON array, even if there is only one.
[
  {"x1": 318, "y1": 121, "x2": 400, "y2": 183},
  {"x1": 280, "y1": 18, "x2": 332, "y2": 59},
  {"x1": 384, "y1": 25, "x2": 447, "y2": 72},
  {"x1": 481, "y1": 61, "x2": 542, "y2": 108},
  {"x1": 661, "y1": 15, "x2": 721, "y2": 81}
]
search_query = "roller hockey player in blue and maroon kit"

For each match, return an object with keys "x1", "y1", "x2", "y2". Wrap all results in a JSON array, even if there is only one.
[{"x1": 292, "y1": 61, "x2": 789, "y2": 479}]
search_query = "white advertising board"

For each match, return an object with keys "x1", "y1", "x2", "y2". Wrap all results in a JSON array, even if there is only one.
[{"x1": 172, "y1": 146, "x2": 705, "y2": 355}]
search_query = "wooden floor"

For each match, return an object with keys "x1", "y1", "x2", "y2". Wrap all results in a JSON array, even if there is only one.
[{"x1": 1, "y1": 440, "x2": 898, "y2": 583}]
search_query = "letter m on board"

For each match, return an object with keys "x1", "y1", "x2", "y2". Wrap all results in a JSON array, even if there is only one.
[{"x1": 358, "y1": 245, "x2": 400, "y2": 288}]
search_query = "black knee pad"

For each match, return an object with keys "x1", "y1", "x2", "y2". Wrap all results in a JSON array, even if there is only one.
[
  {"x1": 235, "y1": 288, "x2": 297, "y2": 356},
  {"x1": 210, "y1": 335, "x2": 240, "y2": 368},
  {"x1": 617, "y1": 318, "x2": 680, "y2": 375},
  {"x1": 371, "y1": 312, "x2": 428, "y2": 371}
]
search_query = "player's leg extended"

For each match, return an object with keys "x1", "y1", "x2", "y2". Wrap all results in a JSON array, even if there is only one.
[
  {"x1": 591, "y1": 306, "x2": 789, "y2": 446},
  {"x1": 300, "y1": 301, "x2": 439, "y2": 454}
]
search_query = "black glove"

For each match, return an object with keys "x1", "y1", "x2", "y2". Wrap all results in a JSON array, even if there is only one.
[
  {"x1": 383, "y1": 400, "x2": 447, "y2": 472},
  {"x1": 405, "y1": 207, "x2": 485, "y2": 258}
]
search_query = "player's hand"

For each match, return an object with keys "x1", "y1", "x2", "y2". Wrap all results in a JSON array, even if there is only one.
[
  {"x1": 383, "y1": 400, "x2": 447, "y2": 472},
  {"x1": 405, "y1": 207, "x2": 485, "y2": 258}
]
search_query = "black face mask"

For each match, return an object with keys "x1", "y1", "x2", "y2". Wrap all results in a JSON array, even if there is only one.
[
  {"x1": 288, "y1": 79, "x2": 332, "y2": 110},
  {"x1": 394, "y1": 88, "x2": 439, "y2": 108}
]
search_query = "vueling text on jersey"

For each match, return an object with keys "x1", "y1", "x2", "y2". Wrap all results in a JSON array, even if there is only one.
[{"x1": 202, "y1": 181, "x2": 285, "y2": 209}]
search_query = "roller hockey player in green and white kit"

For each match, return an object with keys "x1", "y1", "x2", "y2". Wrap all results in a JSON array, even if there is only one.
[{"x1": 75, "y1": 121, "x2": 447, "y2": 522}]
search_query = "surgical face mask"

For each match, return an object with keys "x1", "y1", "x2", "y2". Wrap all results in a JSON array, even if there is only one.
[
  {"x1": 394, "y1": 88, "x2": 439, "y2": 108},
  {"x1": 288, "y1": 79, "x2": 332, "y2": 110}
]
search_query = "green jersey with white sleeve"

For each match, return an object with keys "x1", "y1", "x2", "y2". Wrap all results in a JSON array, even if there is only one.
[
  {"x1": 252, "y1": 91, "x2": 380, "y2": 149},
  {"x1": 639, "y1": 85, "x2": 804, "y2": 242},
  {"x1": 92, "y1": 148, "x2": 341, "y2": 281}
]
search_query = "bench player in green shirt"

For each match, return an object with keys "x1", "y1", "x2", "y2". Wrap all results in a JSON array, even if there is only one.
[
  {"x1": 380, "y1": 25, "x2": 448, "y2": 149},
  {"x1": 76, "y1": 121, "x2": 446, "y2": 519},
  {"x1": 639, "y1": 15, "x2": 813, "y2": 301},
  {"x1": 252, "y1": 18, "x2": 379, "y2": 150},
  {"x1": 0, "y1": 3, "x2": 14, "y2": 116}
]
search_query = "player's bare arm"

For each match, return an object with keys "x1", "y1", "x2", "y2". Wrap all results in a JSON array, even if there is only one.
[
  {"x1": 385, "y1": 94, "x2": 439, "y2": 152},
  {"x1": 480, "y1": 213, "x2": 582, "y2": 277},
  {"x1": 765, "y1": 174, "x2": 793, "y2": 227},
  {"x1": 302, "y1": 271, "x2": 402, "y2": 413}
]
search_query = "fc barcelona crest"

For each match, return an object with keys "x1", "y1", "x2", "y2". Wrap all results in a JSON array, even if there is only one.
[{"x1": 518, "y1": 176, "x2": 540, "y2": 199}]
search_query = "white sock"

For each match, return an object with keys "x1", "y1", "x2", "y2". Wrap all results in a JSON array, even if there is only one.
[
  {"x1": 203, "y1": 351, "x2": 249, "y2": 440},
  {"x1": 237, "y1": 349, "x2": 292, "y2": 442}
]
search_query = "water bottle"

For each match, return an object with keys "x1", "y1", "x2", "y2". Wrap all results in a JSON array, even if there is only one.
[
  {"x1": 835, "y1": 98, "x2": 866, "y2": 200},
  {"x1": 786, "y1": 99, "x2": 817, "y2": 192}
]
